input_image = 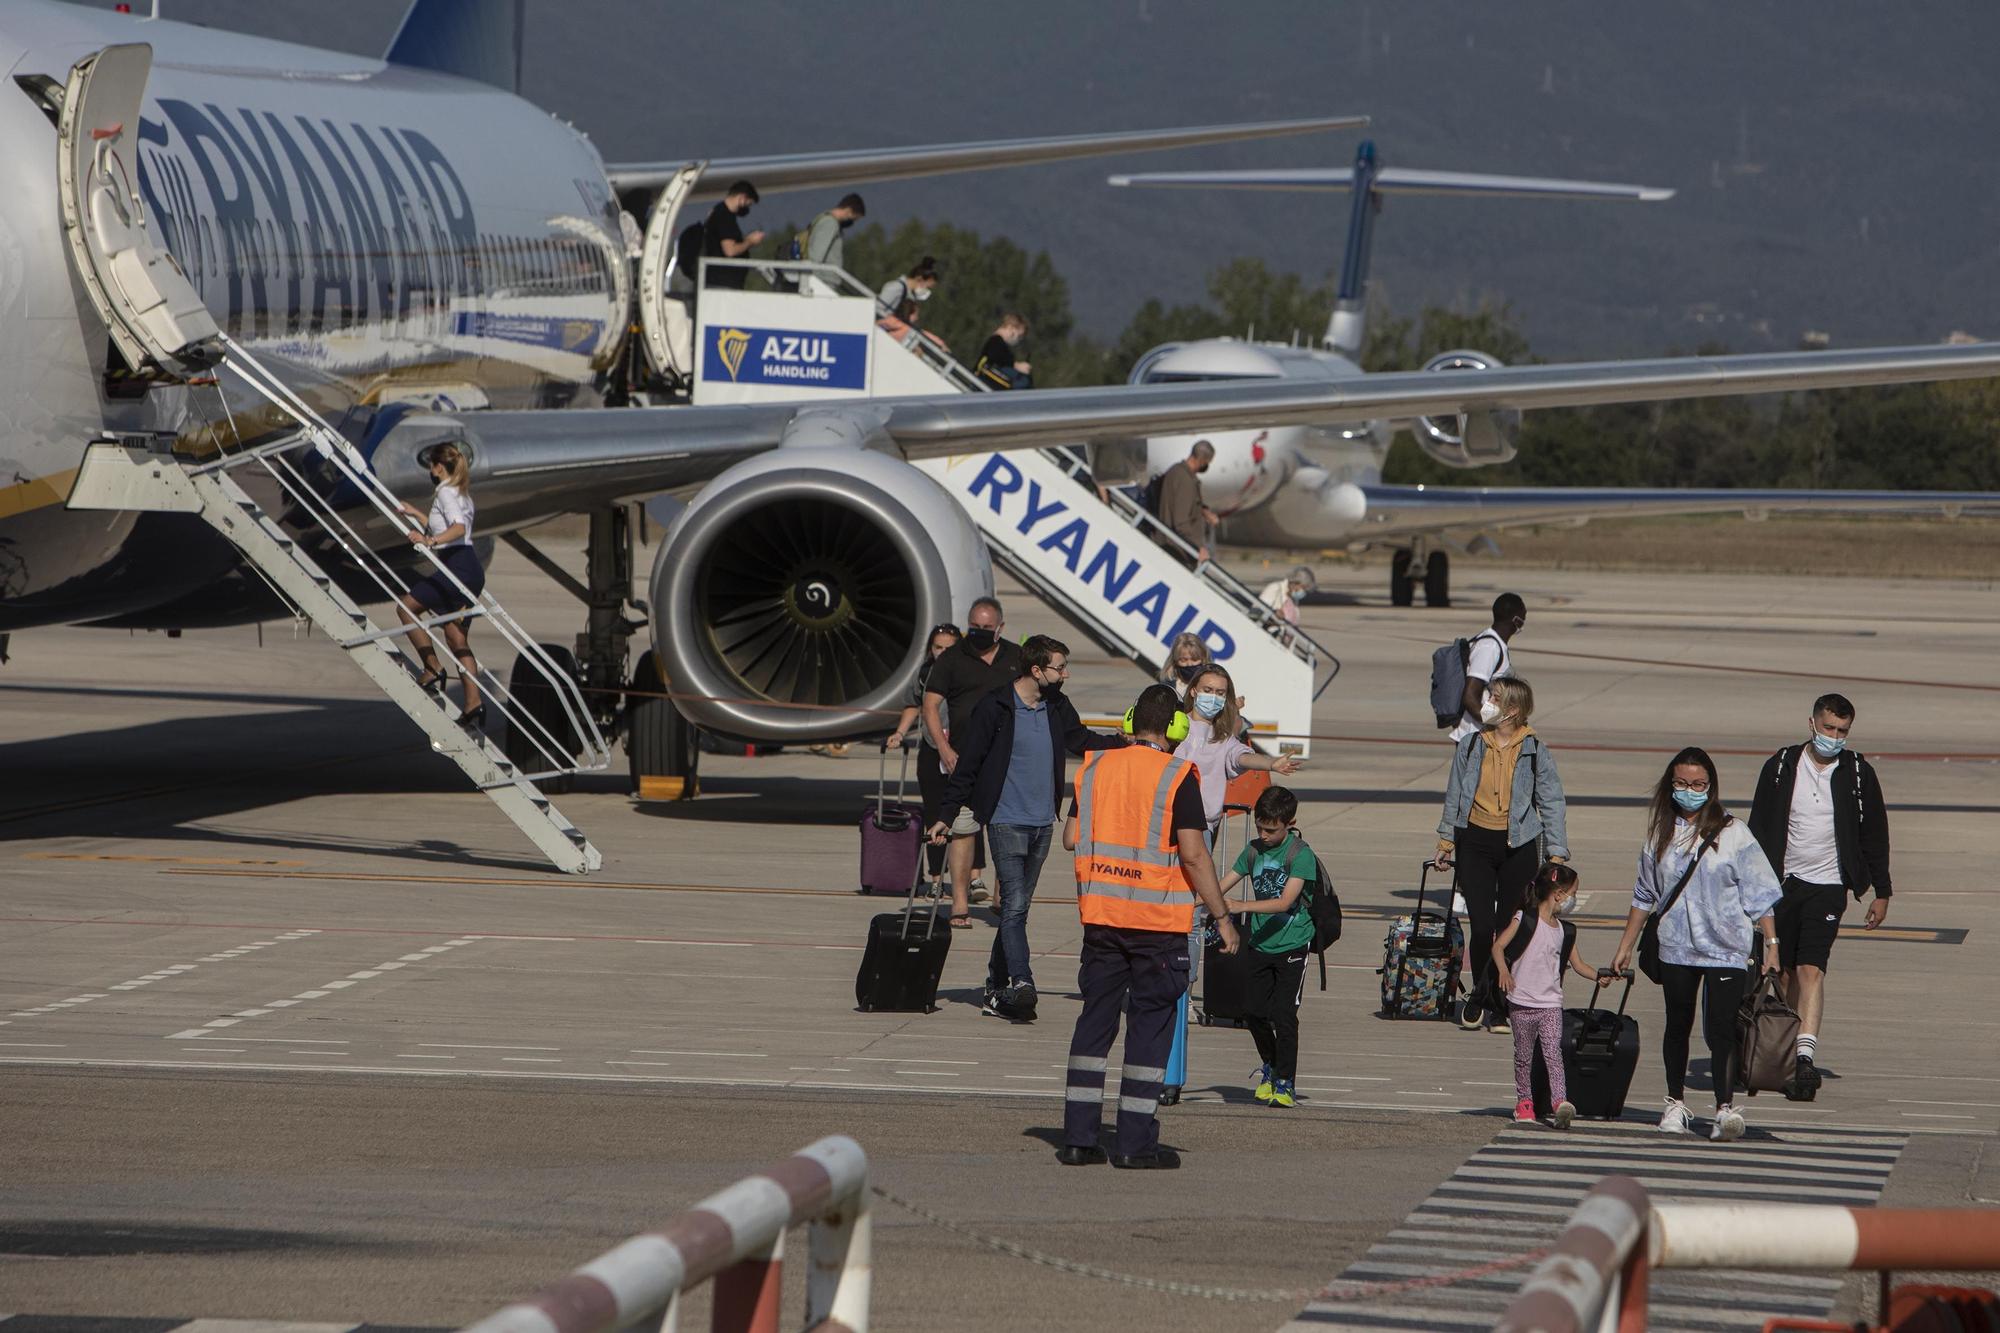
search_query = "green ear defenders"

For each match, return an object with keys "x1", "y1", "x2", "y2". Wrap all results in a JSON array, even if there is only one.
[{"x1": 1122, "y1": 705, "x2": 1191, "y2": 743}]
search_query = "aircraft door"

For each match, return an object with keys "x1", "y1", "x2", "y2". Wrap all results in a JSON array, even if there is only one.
[
  {"x1": 636, "y1": 161, "x2": 706, "y2": 383},
  {"x1": 56, "y1": 43, "x2": 220, "y2": 376}
]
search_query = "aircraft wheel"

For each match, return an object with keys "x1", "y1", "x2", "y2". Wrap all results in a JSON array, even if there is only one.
[
  {"x1": 627, "y1": 649, "x2": 699, "y2": 800},
  {"x1": 501, "y1": 643, "x2": 581, "y2": 794},
  {"x1": 1390, "y1": 549, "x2": 1416, "y2": 607},
  {"x1": 1424, "y1": 551, "x2": 1451, "y2": 608}
]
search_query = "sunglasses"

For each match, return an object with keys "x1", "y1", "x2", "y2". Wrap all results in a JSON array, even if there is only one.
[{"x1": 930, "y1": 623, "x2": 961, "y2": 638}]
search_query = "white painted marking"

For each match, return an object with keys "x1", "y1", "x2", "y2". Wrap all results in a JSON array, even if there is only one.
[
  {"x1": 632, "y1": 940, "x2": 751, "y2": 948},
  {"x1": 1903, "y1": 1112, "x2": 1976, "y2": 1120},
  {"x1": 0, "y1": 1042, "x2": 65, "y2": 1048},
  {"x1": 321, "y1": 980, "x2": 356, "y2": 990},
  {"x1": 347, "y1": 971, "x2": 381, "y2": 980},
  {"x1": 232, "y1": 1009, "x2": 272, "y2": 1018},
  {"x1": 397, "y1": 954, "x2": 432, "y2": 962},
  {"x1": 289, "y1": 1051, "x2": 345, "y2": 1057},
  {"x1": 419, "y1": 947, "x2": 453, "y2": 954},
  {"x1": 896, "y1": 1070, "x2": 960, "y2": 1077},
  {"x1": 421, "y1": 1043, "x2": 561, "y2": 1051},
  {"x1": 398, "y1": 1054, "x2": 457, "y2": 1061},
  {"x1": 849, "y1": 1056, "x2": 979, "y2": 1065},
  {"x1": 787, "y1": 1066, "x2": 852, "y2": 1073},
  {"x1": 1396, "y1": 1091, "x2": 1453, "y2": 1097},
  {"x1": 216, "y1": 1037, "x2": 349, "y2": 1045},
  {"x1": 264, "y1": 1000, "x2": 299, "y2": 1008},
  {"x1": 372, "y1": 962, "x2": 407, "y2": 971},
  {"x1": 166, "y1": 1029, "x2": 209, "y2": 1040},
  {"x1": 202, "y1": 1018, "x2": 239, "y2": 1029},
  {"x1": 607, "y1": 1060, "x2": 674, "y2": 1067},
  {"x1": 183, "y1": 1047, "x2": 245, "y2": 1053},
  {"x1": 1003, "y1": 1074, "x2": 1059, "y2": 1081},
  {"x1": 294, "y1": 991, "x2": 330, "y2": 1000},
  {"x1": 1888, "y1": 1099, "x2": 2000, "y2": 1109},
  {"x1": 630, "y1": 1049, "x2": 767, "y2": 1058},
  {"x1": 502, "y1": 1057, "x2": 561, "y2": 1063}
]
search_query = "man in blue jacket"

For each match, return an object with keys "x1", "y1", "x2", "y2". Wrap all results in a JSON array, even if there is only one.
[{"x1": 931, "y1": 635, "x2": 1124, "y2": 1021}]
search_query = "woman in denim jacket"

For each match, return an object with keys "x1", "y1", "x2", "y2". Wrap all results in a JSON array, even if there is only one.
[{"x1": 1434, "y1": 676, "x2": 1569, "y2": 1033}]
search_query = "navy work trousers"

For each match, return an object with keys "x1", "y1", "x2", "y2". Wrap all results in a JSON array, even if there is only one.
[{"x1": 1063, "y1": 924, "x2": 1189, "y2": 1157}]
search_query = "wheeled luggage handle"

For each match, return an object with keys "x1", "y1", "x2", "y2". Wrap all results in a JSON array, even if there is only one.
[
  {"x1": 877, "y1": 737, "x2": 913, "y2": 817},
  {"x1": 1581, "y1": 967, "x2": 1638, "y2": 1018},
  {"x1": 1385, "y1": 855, "x2": 1460, "y2": 1018}
]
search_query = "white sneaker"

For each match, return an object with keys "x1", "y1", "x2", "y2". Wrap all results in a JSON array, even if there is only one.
[
  {"x1": 1711, "y1": 1104, "x2": 1746, "y2": 1142},
  {"x1": 1658, "y1": 1097, "x2": 1692, "y2": 1134}
]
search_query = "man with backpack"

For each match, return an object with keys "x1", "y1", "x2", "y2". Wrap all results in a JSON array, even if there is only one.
[
  {"x1": 1433, "y1": 592, "x2": 1527, "y2": 742},
  {"x1": 796, "y1": 193, "x2": 866, "y2": 292},
  {"x1": 690, "y1": 179, "x2": 764, "y2": 290},
  {"x1": 1149, "y1": 439, "x2": 1218, "y2": 566},
  {"x1": 1217, "y1": 785, "x2": 1321, "y2": 1109}
]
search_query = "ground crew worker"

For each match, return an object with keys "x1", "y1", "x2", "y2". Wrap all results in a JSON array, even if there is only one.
[{"x1": 1058, "y1": 684, "x2": 1239, "y2": 1170}]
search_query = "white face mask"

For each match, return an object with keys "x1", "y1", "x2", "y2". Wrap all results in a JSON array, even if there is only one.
[
  {"x1": 910, "y1": 284, "x2": 932, "y2": 302},
  {"x1": 1478, "y1": 696, "x2": 1502, "y2": 726},
  {"x1": 1554, "y1": 893, "x2": 1576, "y2": 917}
]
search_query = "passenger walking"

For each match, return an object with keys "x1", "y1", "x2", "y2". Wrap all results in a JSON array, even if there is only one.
[
  {"x1": 1492, "y1": 861, "x2": 1606, "y2": 1129},
  {"x1": 922, "y1": 597, "x2": 1020, "y2": 917},
  {"x1": 1449, "y1": 593, "x2": 1527, "y2": 742},
  {"x1": 1176, "y1": 665, "x2": 1302, "y2": 830},
  {"x1": 975, "y1": 313, "x2": 1034, "y2": 389},
  {"x1": 395, "y1": 442, "x2": 486, "y2": 729},
  {"x1": 1059, "y1": 685, "x2": 1238, "y2": 1169},
  {"x1": 1434, "y1": 675, "x2": 1569, "y2": 1033},
  {"x1": 800, "y1": 193, "x2": 866, "y2": 287},
  {"x1": 1160, "y1": 631, "x2": 1213, "y2": 700},
  {"x1": 1152, "y1": 440, "x2": 1218, "y2": 565},
  {"x1": 878, "y1": 256, "x2": 940, "y2": 318},
  {"x1": 1746, "y1": 693, "x2": 1892, "y2": 1100},
  {"x1": 1218, "y1": 785, "x2": 1316, "y2": 1109},
  {"x1": 1610, "y1": 747, "x2": 1783, "y2": 1143},
  {"x1": 1258, "y1": 565, "x2": 1316, "y2": 625},
  {"x1": 931, "y1": 636, "x2": 1122, "y2": 1020},
  {"x1": 700, "y1": 180, "x2": 765, "y2": 290},
  {"x1": 886, "y1": 623, "x2": 963, "y2": 886}
]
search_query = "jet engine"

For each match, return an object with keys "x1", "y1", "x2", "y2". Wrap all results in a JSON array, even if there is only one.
[
  {"x1": 650, "y1": 440, "x2": 990, "y2": 742},
  {"x1": 1411, "y1": 350, "x2": 1522, "y2": 469}
]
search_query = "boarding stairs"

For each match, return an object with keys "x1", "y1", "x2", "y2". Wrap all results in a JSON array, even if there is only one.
[
  {"x1": 67, "y1": 335, "x2": 608, "y2": 874},
  {"x1": 691, "y1": 259, "x2": 1337, "y2": 752}
]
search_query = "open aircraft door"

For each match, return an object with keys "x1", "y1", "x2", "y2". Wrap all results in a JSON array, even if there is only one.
[
  {"x1": 636, "y1": 160, "x2": 706, "y2": 383},
  {"x1": 57, "y1": 43, "x2": 220, "y2": 376}
]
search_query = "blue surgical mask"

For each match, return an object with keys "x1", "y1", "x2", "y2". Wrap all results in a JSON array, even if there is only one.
[
  {"x1": 1192, "y1": 693, "x2": 1225, "y2": 719},
  {"x1": 1672, "y1": 788, "x2": 1709, "y2": 812},
  {"x1": 1811, "y1": 732, "x2": 1846, "y2": 758}
]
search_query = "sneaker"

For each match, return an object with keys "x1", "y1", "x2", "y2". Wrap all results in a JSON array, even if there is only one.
[
  {"x1": 1551, "y1": 1100, "x2": 1576, "y2": 1131},
  {"x1": 983, "y1": 979, "x2": 1035, "y2": 1021},
  {"x1": 1157, "y1": 1085, "x2": 1181, "y2": 1107},
  {"x1": 1658, "y1": 1097, "x2": 1692, "y2": 1135},
  {"x1": 1456, "y1": 998, "x2": 1483, "y2": 1031},
  {"x1": 1486, "y1": 1011, "x2": 1511, "y2": 1035},
  {"x1": 1512, "y1": 1097, "x2": 1537, "y2": 1123},
  {"x1": 1711, "y1": 1104, "x2": 1746, "y2": 1142},
  {"x1": 1250, "y1": 1064, "x2": 1274, "y2": 1102},
  {"x1": 968, "y1": 879, "x2": 992, "y2": 905},
  {"x1": 1268, "y1": 1080, "x2": 1296, "y2": 1108},
  {"x1": 1783, "y1": 1055, "x2": 1821, "y2": 1102}
]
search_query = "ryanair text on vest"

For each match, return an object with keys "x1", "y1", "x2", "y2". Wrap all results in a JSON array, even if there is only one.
[{"x1": 966, "y1": 455, "x2": 1237, "y2": 660}]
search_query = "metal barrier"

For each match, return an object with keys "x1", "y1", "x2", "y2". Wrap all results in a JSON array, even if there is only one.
[
  {"x1": 462, "y1": 1136, "x2": 870, "y2": 1333},
  {"x1": 1496, "y1": 1176, "x2": 2000, "y2": 1333}
]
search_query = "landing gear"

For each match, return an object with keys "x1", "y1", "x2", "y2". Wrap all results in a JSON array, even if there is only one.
[
  {"x1": 1389, "y1": 545, "x2": 1452, "y2": 608},
  {"x1": 502, "y1": 642, "x2": 582, "y2": 794},
  {"x1": 626, "y1": 648, "x2": 699, "y2": 800}
]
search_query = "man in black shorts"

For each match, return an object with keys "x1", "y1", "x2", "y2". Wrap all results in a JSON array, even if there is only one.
[
  {"x1": 921, "y1": 597, "x2": 1022, "y2": 919},
  {"x1": 1748, "y1": 692, "x2": 1892, "y2": 1101}
]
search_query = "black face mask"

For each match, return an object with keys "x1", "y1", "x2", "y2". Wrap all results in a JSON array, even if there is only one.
[
  {"x1": 1037, "y1": 675, "x2": 1064, "y2": 699},
  {"x1": 1175, "y1": 662, "x2": 1204, "y2": 684},
  {"x1": 838, "y1": 216, "x2": 855, "y2": 230},
  {"x1": 732, "y1": 203, "x2": 751, "y2": 217},
  {"x1": 964, "y1": 626, "x2": 997, "y2": 652}
]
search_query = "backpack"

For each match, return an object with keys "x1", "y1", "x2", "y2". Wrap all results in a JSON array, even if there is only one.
[
  {"x1": 674, "y1": 220, "x2": 705, "y2": 281},
  {"x1": 1503, "y1": 911, "x2": 1576, "y2": 973},
  {"x1": 1429, "y1": 628, "x2": 1499, "y2": 729},
  {"x1": 787, "y1": 212, "x2": 830, "y2": 263},
  {"x1": 1283, "y1": 834, "x2": 1343, "y2": 989},
  {"x1": 1141, "y1": 470, "x2": 1167, "y2": 518}
]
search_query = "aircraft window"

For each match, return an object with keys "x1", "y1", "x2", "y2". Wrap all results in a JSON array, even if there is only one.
[{"x1": 1141, "y1": 370, "x2": 1280, "y2": 384}]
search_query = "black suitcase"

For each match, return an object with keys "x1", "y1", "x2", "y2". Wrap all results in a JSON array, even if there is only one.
[
  {"x1": 1194, "y1": 805, "x2": 1253, "y2": 1028},
  {"x1": 855, "y1": 868, "x2": 951, "y2": 1013},
  {"x1": 1531, "y1": 969, "x2": 1641, "y2": 1119}
]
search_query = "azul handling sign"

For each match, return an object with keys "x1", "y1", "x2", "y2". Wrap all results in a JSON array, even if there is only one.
[{"x1": 703, "y1": 326, "x2": 869, "y2": 389}]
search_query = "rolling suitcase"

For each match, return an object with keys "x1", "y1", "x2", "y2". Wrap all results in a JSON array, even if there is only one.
[
  {"x1": 855, "y1": 867, "x2": 951, "y2": 1013},
  {"x1": 1194, "y1": 804, "x2": 1253, "y2": 1029},
  {"x1": 1532, "y1": 969, "x2": 1642, "y2": 1119},
  {"x1": 1379, "y1": 858, "x2": 1464, "y2": 1019},
  {"x1": 859, "y1": 741, "x2": 924, "y2": 895}
]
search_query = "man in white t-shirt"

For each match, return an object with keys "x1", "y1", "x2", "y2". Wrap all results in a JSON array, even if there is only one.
[{"x1": 1448, "y1": 593, "x2": 1527, "y2": 743}]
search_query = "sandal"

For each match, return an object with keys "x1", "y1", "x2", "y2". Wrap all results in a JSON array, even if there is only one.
[
  {"x1": 416, "y1": 669, "x2": 446, "y2": 695},
  {"x1": 949, "y1": 914, "x2": 974, "y2": 929}
]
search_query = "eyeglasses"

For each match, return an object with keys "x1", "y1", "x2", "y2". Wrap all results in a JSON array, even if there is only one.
[{"x1": 1671, "y1": 779, "x2": 1711, "y2": 793}]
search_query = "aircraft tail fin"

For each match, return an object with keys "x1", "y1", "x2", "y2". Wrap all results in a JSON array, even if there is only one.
[{"x1": 385, "y1": 0, "x2": 524, "y2": 93}]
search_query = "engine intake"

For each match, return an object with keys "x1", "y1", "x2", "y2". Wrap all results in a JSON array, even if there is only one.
[
  {"x1": 1413, "y1": 349, "x2": 1521, "y2": 469},
  {"x1": 650, "y1": 447, "x2": 988, "y2": 741}
]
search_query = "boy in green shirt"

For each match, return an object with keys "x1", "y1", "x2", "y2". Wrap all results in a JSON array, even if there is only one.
[{"x1": 1220, "y1": 786, "x2": 1317, "y2": 1108}]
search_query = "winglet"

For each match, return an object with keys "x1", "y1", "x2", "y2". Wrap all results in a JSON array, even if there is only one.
[{"x1": 385, "y1": 0, "x2": 524, "y2": 93}]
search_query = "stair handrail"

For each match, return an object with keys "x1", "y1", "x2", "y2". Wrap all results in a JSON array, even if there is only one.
[{"x1": 197, "y1": 335, "x2": 609, "y2": 778}]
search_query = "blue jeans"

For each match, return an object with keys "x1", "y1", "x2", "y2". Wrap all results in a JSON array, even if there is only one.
[{"x1": 985, "y1": 822, "x2": 1052, "y2": 989}]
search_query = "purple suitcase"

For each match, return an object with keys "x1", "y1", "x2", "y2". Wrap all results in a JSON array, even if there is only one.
[{"x1": 860, "y1": 742, "x2": 924, "y2": 895}]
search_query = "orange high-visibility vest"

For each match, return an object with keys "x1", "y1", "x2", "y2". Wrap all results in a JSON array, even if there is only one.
[{"x1": 1072, "y1": 745, "x2": 1197, "y2": 934}]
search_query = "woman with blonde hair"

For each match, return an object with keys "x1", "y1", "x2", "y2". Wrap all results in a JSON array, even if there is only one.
[
  {"x1": 1174, "y1": 663, "x2": 1302, "y2": 832},
  {"x1": 1160, "y1": 631, "x2": 1212, "y2": 699},
  {"x1": 1434, "y1": 675, "x2": 1570, "y2": 1033},
  {"x1": 395, "y1": 442, "x2": 487, "y2": 729}
]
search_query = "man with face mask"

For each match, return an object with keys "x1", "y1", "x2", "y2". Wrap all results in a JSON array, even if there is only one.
[
  {"x1": 802, "y1": 192, "x2": 867, "y2": 279},
  {"x1": 922, "y1": 598, "x2": 1023, "y2": 921},
  {"x1": 1153, "y1": 440, "x2": 1219, "y2": 566},
  {"x1": 930, "y1": 637, "x2": 1125, "y2": 1020},
  {"x1": 1747, "y1": 693, "x2": 1892, "y2": 1101},
  {"x1": 1450, "y1": 593, "x2": 1527, "y2": 743},
  {"x1": 701, "y1": 180, "x2": 765, "y2": 291}
]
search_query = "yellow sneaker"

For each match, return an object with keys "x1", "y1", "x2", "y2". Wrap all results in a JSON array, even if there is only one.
[
  {"x1": 1251, "y1": 1064, "x2": 1274, "y2": 1102},
  {"x1": 1269, "y1": 1080, "x2": 1297, "y2": 1108}
]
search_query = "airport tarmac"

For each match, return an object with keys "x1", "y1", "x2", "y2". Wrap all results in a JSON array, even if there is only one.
[{"x1": 3, "y1": 545, "x2": 1997, "y2": 1331}]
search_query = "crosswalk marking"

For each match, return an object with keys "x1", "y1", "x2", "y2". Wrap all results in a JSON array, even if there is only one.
[{"x1": 1284, "y1": 1117, "x2": 1905, "y2": 1331}]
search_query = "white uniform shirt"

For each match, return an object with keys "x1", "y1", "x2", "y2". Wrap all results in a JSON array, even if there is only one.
[
  {"x1": 1449, "y1": 629, "x2": 1511, "y2": 742},
  {"x1": 1783, "y1": 753, "x2": 1842, "y2": 884},
  {"x1": 427, "y1": 482, "x2": 474, "y2": 549}
]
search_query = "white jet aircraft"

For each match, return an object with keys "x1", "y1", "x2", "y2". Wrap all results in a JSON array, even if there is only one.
[
  {"x1": 1109, "y1": 141, "x2": 2000, "y2": 606},
  {"x1": 6, "y1": 0, "x2": 2000, "y2": 854}
]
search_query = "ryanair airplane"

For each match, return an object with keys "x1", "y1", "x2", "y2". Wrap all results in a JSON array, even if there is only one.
[{"x1": 5, "y1": 0, "x2": 2000, "y2": 763}]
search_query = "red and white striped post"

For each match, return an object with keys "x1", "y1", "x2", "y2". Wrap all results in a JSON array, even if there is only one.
[
  {"x1": 1494, "y1": 1175, "x2": 1650, "y2": 1333},
  {"x1": 461, "y1": 1135, "x2": 870, "y2": 1333}
]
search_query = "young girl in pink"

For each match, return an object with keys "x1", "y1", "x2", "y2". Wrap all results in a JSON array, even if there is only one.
[{"x1": 1492, "y1": 862, "x2": 1606, "y2": 1128}]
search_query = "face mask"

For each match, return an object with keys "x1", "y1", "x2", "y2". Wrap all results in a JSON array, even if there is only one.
[
  {"x1": 1037, "y1": 673, "x2": 1063, "y2": 699},
  {"x1": 911, "y1": 285, "x2": 932, "y2": 302},
  {"x1": 1478, "y1": 697, "x2": 1502, "y2": 726},
  {"x1": 1192, "y1": 693, "x2": 1225, "y2": 719},
  {"x1": 1554, "y1": 893, "x2": 1576, "y2": 918},
  {"x1": 732, "y1": 203, "x2": 750, "y2": 217},
  {"x1": 1811, "y1": 732, "x2": 1846, "y2": 758},
  {"x1": 838, "y1": 216, "x2": 855, "y2": 230},
  {"x1": 1672, "y1": 788, "x2": 1709, "y2": 812},
  {"x1": 1175, "y1": 662, "x2": 1204, "y2": 684},
  {"x1": 963, "y1": 626, "x2": 996, "y2": 652}
]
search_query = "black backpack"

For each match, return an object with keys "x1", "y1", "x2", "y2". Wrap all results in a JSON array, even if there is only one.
[
  {"x1": 1503, "y1": 910, "x2": 1576, "y2": 973},
  {"x1": 674, "y1": 220, "x2": 705, "y2": 281},
  {"x1": 1141, "y1": 470, "x2": 1167, "y2": 518},
  {"x1": 1283, "y1": 834, "x2": 1343, "y2": 989}
]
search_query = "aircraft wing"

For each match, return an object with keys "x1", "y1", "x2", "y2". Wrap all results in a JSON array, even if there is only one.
[
  {"x1": 1346, "y1": 483, "x2": 2000, "y2": 544},
  {"x1": 431, "y1": 340, "x2": 2000, "y2": 531},
  {"x1": 604, "y1": 116, "x2": 1368, "y2": 198},
  {"x1": 1108, "y1": 165, "x2": 1674, "y2": 201}
]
